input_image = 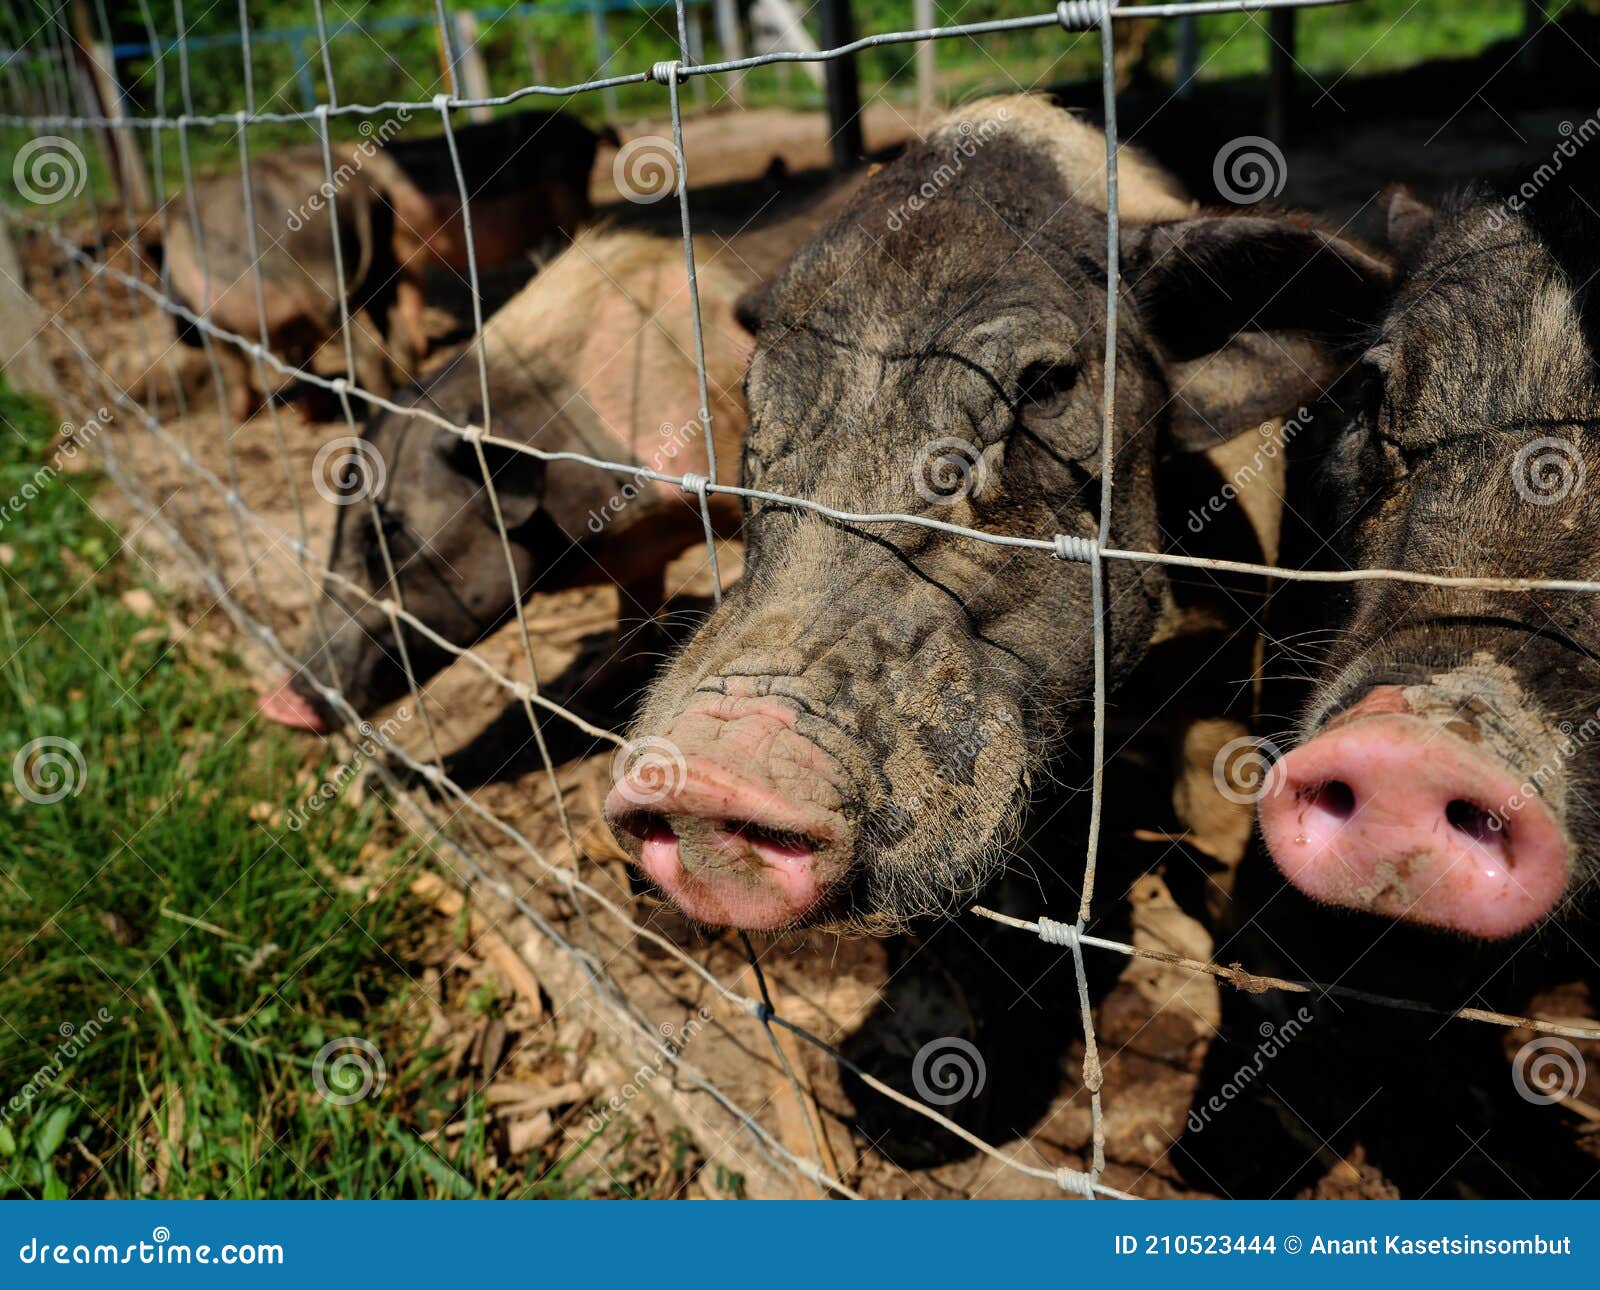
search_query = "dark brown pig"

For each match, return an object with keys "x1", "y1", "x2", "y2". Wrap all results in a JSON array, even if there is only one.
[
  {"x1": 368, "y1": 110, "x2": 614, "y2": 365},
  {"x1": 1257, "y1": 161, "x2": 1600, "y2": 941},
  {"x1": 257, "y1": 228, "x2": 753, "y2": 732},
  {"x1": 603, "y1": 95, "x2": 1391, "y2": 934}
]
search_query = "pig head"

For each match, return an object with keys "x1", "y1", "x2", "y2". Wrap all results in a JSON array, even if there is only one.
[
  {"x1": 262, "y1": 366, "x2": 637, "y2": 731},
  {"x1": 605, "y1": 96, "x2": 1391, "y2": 934},
  {"x1": 262, "y1": 230, "x2": 752, "y2": 732},
  {"x1": 1260, "y1": 171, "x2": 1600, "y2": 940}
]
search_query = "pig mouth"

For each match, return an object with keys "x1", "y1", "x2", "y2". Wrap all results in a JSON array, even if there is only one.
[
  {"x1": 614, "y1": 808, "x2": 850, "y2": 931},
  {"x1": 604, "y1": 696, "x2": 858, "y2": 931}
]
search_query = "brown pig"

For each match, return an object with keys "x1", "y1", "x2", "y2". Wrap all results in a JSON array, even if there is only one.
[{"x1": 258, "y1": 227, "x2": 753, "y2": 732}]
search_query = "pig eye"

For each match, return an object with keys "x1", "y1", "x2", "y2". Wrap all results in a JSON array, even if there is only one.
[
  {"x1": 1017, "y1": 362, "x2": 1079, "y2": 418},
  {"x1": 1356, "y1": 363, "x2": 1388, "y2": 429}
]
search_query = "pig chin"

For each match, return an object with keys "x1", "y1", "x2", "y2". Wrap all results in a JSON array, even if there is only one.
[{"x1": 1260, "y1": 663, "x2": 1573, "y2": 940}]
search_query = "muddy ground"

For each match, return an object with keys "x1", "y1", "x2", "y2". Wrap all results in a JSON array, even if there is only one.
[{"x1": 19, "y1": 75, "x2": 1600, "y2": 1198}]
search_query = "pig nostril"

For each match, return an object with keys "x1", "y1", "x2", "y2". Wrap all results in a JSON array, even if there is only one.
[
  {"x1": 1445, "y1": 798, "x2": 1501, "y2": 844},
  {"x1": 1307, "y1": 780, "x2": 1357, "y2": 819},
  {"x1": 727, "y1": 820, "x2": 817, "y2": 856},
  {"x1": 618, "y1": 811, "x2": 675, "y2": 843}
]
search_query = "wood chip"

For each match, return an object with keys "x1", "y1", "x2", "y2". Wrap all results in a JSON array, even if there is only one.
[
  {"x1": 411, "y1": 871, "x2": 546, "y2": 1020},
  {"x1": 120, "y1": 588, "x2": 156, "y2": 616},
  {"x1": 485, "y1": 1080, "x2": 585, "y2": 1112},
  {"x1": 506, "y1": 1111, "x2": 554, "y2": 1155}
]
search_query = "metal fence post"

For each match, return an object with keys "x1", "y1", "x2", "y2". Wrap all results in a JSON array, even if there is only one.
[
  {"x1": 1266, "y1": 7, "x2": 1295, "y2": 143},
  {"x1": 818, "y1": 0, "x2": 863, "y2": 169}
]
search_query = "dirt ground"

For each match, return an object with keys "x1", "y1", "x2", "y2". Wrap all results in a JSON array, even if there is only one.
[{"x1": 20, "y1": 83, "x2": 1600, "y2": 1198}]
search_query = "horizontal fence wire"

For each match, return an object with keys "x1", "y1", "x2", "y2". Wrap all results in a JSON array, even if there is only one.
[{"x1": 5, "y1": 0, "x2": 1591, "y2": 1202}]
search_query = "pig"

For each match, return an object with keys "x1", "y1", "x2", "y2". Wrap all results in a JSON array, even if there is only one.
[
  {"x1": 163, "y1": 141, "x2": 400, "y2": 420},
  {"x1": 256, "y1": 228, "x2": 754, "y2": 733},
  {"x1": 602, "y1": 94, "x2": 1392, "y2": 934},
  {"x1": 1256, "y1": 161, "x2": 1600, "y2": 941},
  {"x1": 367, "y1": 111, "x2": 615, "y2": 365},
  {"x1": 163, "y1": 111, "x2": 608, "y2": 420}
]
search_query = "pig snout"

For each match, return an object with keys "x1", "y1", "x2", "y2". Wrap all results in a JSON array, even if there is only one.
[
  {"x1": 258, "y1": 671, "x2": 335, "y2": 733},
  {"x1": 1258, "y1": 686, "x2": 1568, "y2": 939},
  {"x1": 604, "y1": 698, "x2": 853, "y2": 930}
]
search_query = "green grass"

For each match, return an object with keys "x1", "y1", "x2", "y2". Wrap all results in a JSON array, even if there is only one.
[{"x1": 0, "y1": 378, "x2": 674, "y2": 1199}]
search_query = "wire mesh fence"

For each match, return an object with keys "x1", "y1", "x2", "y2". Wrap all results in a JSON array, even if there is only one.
[{"x1": 4, "y1": 0, "x2": 1597, "y2": 1198}]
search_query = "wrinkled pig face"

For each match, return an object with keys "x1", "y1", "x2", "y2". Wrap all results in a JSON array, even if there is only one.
[
  {"x1": 1260, "y1": 186, "x2": 1600, "y2": 940},
  {"x1": 271, "y1": 364, "x2": 633, "y2": 730},
  {"x1": 606, "y1": 112, "x2": 1389, "y2": 933}
]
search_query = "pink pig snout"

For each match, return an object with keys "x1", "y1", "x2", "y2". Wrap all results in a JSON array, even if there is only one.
[{"x1": 1259, "y1": 691, "x2": 1568, "y2": 940}]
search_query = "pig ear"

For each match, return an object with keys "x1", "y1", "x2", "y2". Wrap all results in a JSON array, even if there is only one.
[
  {"x1": 734, "y1": 279, "x2": 776, "y2": 336},
  {"x1": 1382, "y1": 185, "x2": 1436, "y2": 256},
  {"x1": 434, "y1": 428, "x2": 546, "y2": 528},
  {"x1": 1126, "y1": 215, "x2": 1392, "y2": 452}
]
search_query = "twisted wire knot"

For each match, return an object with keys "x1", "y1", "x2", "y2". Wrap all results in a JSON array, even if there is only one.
[
  {"x1": 1056, "y1": 0, "x2": 1108, "y2": 31},
  {"x1": 1054, "y1": 1166, "x2": 1097, "y2": 1197},
  {"x1": 1052, "y1": 533, "x2": 1099, "y2": 563},
  {"x1": 650, "y1": 60, "x2": 683, "y2": 84},
  {"x1": 1036, "y1": 916, "x2": 1080, "y2": 948},
  {"x1": 680, "y1": 472, "x2": 711, "y2": 500}
]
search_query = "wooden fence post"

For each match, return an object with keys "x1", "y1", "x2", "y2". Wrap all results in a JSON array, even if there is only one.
[
  {"x1": 914, "y1": 0, "x2": 935, "y2": 116},
  {"x1": 713, "y1": 0, "x2": 746, "y2": 105},
  {"x1": 454, "y1": 11, "x2": 494, "y2": 122}
]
